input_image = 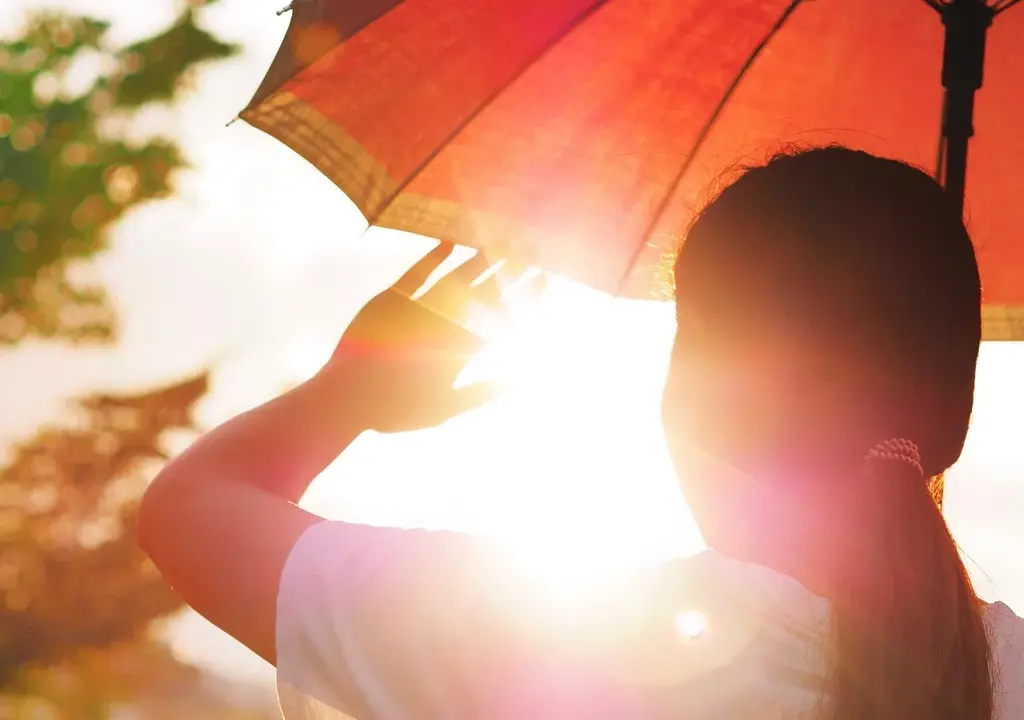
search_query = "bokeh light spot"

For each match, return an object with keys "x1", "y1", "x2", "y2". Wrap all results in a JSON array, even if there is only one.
[
  {"x1": 105, "y1": 165, "x2": 140, "y2": 205},
  {"x1": 674, "y1": 609, "x2": 708, "y2": 640},
  {"x1": 15, "y1": 229, "x2": 38, "y2": 253}
]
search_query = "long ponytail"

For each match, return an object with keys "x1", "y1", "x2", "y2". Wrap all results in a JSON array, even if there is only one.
[
  {"x1": 829, "y1": 454, "x2": 992, "y2": 719},
  {"x1": 671, "y1": 146, "x2": 993, "y2": 718}
]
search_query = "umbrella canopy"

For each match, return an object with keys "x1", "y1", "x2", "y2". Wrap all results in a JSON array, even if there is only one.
[{"x1": 241, "y1": 0, "x2": 1024, "y2": 340}]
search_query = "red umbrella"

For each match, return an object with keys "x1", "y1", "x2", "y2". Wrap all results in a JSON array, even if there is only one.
[{"x1": 241, "y1": 0, "x2": 1024, "y2": 340}]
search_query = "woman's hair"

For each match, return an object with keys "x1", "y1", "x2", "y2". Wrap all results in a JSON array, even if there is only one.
[{"x1": 669, "y1": 146, "x2": 991, "y2": 719}]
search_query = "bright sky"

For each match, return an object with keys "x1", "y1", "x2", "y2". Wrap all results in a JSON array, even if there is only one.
[{"x1": 3, "y1": 0, "x2": 1024, "y2": 685}]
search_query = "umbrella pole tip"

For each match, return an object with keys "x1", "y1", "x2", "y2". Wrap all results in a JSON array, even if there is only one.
[{"x1": 276, "y1": 0, "x2": 310, "y2": 15}]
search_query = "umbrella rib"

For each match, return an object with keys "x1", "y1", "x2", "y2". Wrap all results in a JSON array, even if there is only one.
[
  {"x1": 921, "y1": 0, "x2": 946, "y2": 11},
  {"x1": 366, "y1": 0, "x2": 611, "y2": 228},
  {"x1": 994, "y1": 0, "x2": 1021, "y2": 15},
  {"x1": 934, "y1": 96, "x2": 948, "y2": 181},
  {"x1": 614, "y1": 0, "x2": 807, "y2": 297}
]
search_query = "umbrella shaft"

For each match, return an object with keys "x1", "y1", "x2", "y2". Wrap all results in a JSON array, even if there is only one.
[
  {"x1": 936, "y1": 0, "x2": 994, "y2": 508},
  {"x1": 941, "y1": 0, "x2": 992, "y2": 93},
  {"x1": 938, "y1": 0, "x2": 994, "y2": 215},
  {"x1": 942, "y1": 129, "x2": 970, "y2": 217}
]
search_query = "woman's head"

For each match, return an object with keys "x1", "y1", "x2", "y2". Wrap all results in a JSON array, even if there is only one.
[
  {"x1": 662, "y1": 146, "x2": 991, "y2": 719},
  {"x1": 665, "y1": 145, "x2": 981, "y2": 487}
]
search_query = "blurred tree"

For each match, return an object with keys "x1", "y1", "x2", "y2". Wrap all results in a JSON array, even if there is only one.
[
  {"x1": 0, "y1": 375, "x2": 208, "y2": 689},
  {"x1": 6, "y1": 638, "x2": 277, "y2": 719},
  {"x1": 0, "y1": 373, "x2": 280, "y2": 717},
  {"x1": 0, "y1": 1, "x2": 239, "y2": 345},
  {"x1": 0, "y1": 2, "x2": 260, "y2": 716}
]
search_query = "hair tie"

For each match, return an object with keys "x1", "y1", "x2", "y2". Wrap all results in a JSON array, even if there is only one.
[{"x1": 864, "y1": 438, "x2": 924, "y2": 477}]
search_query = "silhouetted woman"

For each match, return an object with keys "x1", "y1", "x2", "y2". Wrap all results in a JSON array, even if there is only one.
[{"x1": 138, "y1": 147, "x2": 1023, "y2": 718}]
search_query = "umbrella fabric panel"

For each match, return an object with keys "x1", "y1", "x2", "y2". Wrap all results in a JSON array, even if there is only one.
[
  {"x1": 242, "y1": 0, "x2": 1024, "y2": 339},
  {"x1": 960, "y1": 8, "x2": 1024, "y2": 338},
  {"x1": 667, "y1": 0, "x2": 1023, "y2": 338},
  {"x1": 247, "y1": 0, "x2": 407, "y2": 109},
  {"x1": 243, "y1": 0, "x2": 799, "y2": 293},
  {"x1": 245, "y1": 0, "x2": 606, "y2": 231}
]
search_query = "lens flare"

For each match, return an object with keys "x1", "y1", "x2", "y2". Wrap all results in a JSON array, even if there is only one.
[{"x1": 674, "y1": 609, "x2": 708, "y2": 640}]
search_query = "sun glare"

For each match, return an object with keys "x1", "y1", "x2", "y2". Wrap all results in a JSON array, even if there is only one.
[
  {"x1": 674, "y1": 609, "x2": 709, "y2": 641},
  {"x1": 456, "y1": 279, "x2": 702, "y2": 590},
  {"x1": 296, "y1": 273, "x2": 1023, "y2": 610},
  {"x1": 299, "y1": 275, "x2": 702, "y2": 598}
]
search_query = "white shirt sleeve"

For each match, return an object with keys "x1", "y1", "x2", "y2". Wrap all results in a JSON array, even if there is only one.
[
  {"x1": 275, "y1": 521, "x2": 524, "y2": 720},
  {"x1": 273, "y1": 521, "x2": 843, "y2": 720},
  {"x1": 272, "y1": 521, "x2": 709, "y2": 719}
]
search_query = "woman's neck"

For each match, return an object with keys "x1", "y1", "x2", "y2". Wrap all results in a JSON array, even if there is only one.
[{"x1": 687, "y1": 465, "x2": 860, "y2": 601}]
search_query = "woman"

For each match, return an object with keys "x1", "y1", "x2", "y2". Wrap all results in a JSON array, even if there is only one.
[{"x1": 137, "y1": 146, "x2": 1024, "y2": 718}]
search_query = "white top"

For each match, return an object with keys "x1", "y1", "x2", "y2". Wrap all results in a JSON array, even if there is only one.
[{"x1": 275, "y1": 521, "x2": 1024, "y2": 719}]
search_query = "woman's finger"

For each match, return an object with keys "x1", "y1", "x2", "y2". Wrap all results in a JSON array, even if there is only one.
[
  {"x1": 423, "y1": 251, "x2": 496, "y2": 316},
  {"x1": 472, "y1": 270, "x2": 503, "y2": 311},
  {"x1": 453, "y1": 251, "x2": 492, "y2": 284},
  {"x1": 504, "y1": 271, "x2": 547, "y2": 305},
  {"x1": 447, "y1": 381, "x2": 500, "y2": 417},
  {"x1": 392, "y1": 241, "x2": 455, "y2": 296},
  {"x1": 477, "y1": 261, "x2": 542, "y2": 313}
]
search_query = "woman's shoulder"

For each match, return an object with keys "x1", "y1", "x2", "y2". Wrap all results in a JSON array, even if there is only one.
[
  {"x1": 983, "y1": 600, "x2": 1024, "y2": 657},
  {"x1": 981, "y1": 601, "x2": 1024, "y2": 719},
  {"x1": 658, "y1": 550, "x2": 832, "y2": 630},
  {"x1": 598, "y1": 551, "x2": 833, "y2": 716},
  {"x1": 984, "y1": 599, "x2": 1021, "y2": 625},
  {"x1": 983, "y1": 602, "x2": 1024, "y2": 708}
]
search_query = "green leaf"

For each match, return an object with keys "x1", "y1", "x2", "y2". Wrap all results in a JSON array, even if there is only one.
[
  {"x1": 113, "y1": 9, "x2": 241, "y2": 109},
  {"x1": 0, "y1": 8, "x2": 232, "y2": 345}
]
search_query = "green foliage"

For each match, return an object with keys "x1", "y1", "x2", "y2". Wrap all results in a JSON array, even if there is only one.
[
  {"x1": 0, "y1": 6, "x2": 239, "y2": 344},
  {"x1": 117, "y1": 11, "x2": 238, "y2": 108}
]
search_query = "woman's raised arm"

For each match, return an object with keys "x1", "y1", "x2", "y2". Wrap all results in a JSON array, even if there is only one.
[{"x1": 136, "y1": 241, "x2": 513, "y2": 665}]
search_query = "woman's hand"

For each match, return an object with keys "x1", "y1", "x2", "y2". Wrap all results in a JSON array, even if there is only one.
[
  {"x1": 323, "y1": 241, "x2": 530, "y2": 434},
  {"x1": 136, "y1": 241, "x2": 540, "y2": 665}
]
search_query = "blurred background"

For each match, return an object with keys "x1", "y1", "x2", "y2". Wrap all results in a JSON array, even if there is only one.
[{"x1": 1, "y1": 0, "x2": 1022, "y2": 718}]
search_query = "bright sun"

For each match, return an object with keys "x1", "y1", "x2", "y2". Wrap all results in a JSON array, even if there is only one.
[
  {"x1": 296, "y1": 275, "x2": 704, "y2": 593},
  {"x1": 292, "y1": 268, "x2": 1023, "y2": 600},
  {"x1": 459, "y1": 277, "x2": 701, "y2": 580}
]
